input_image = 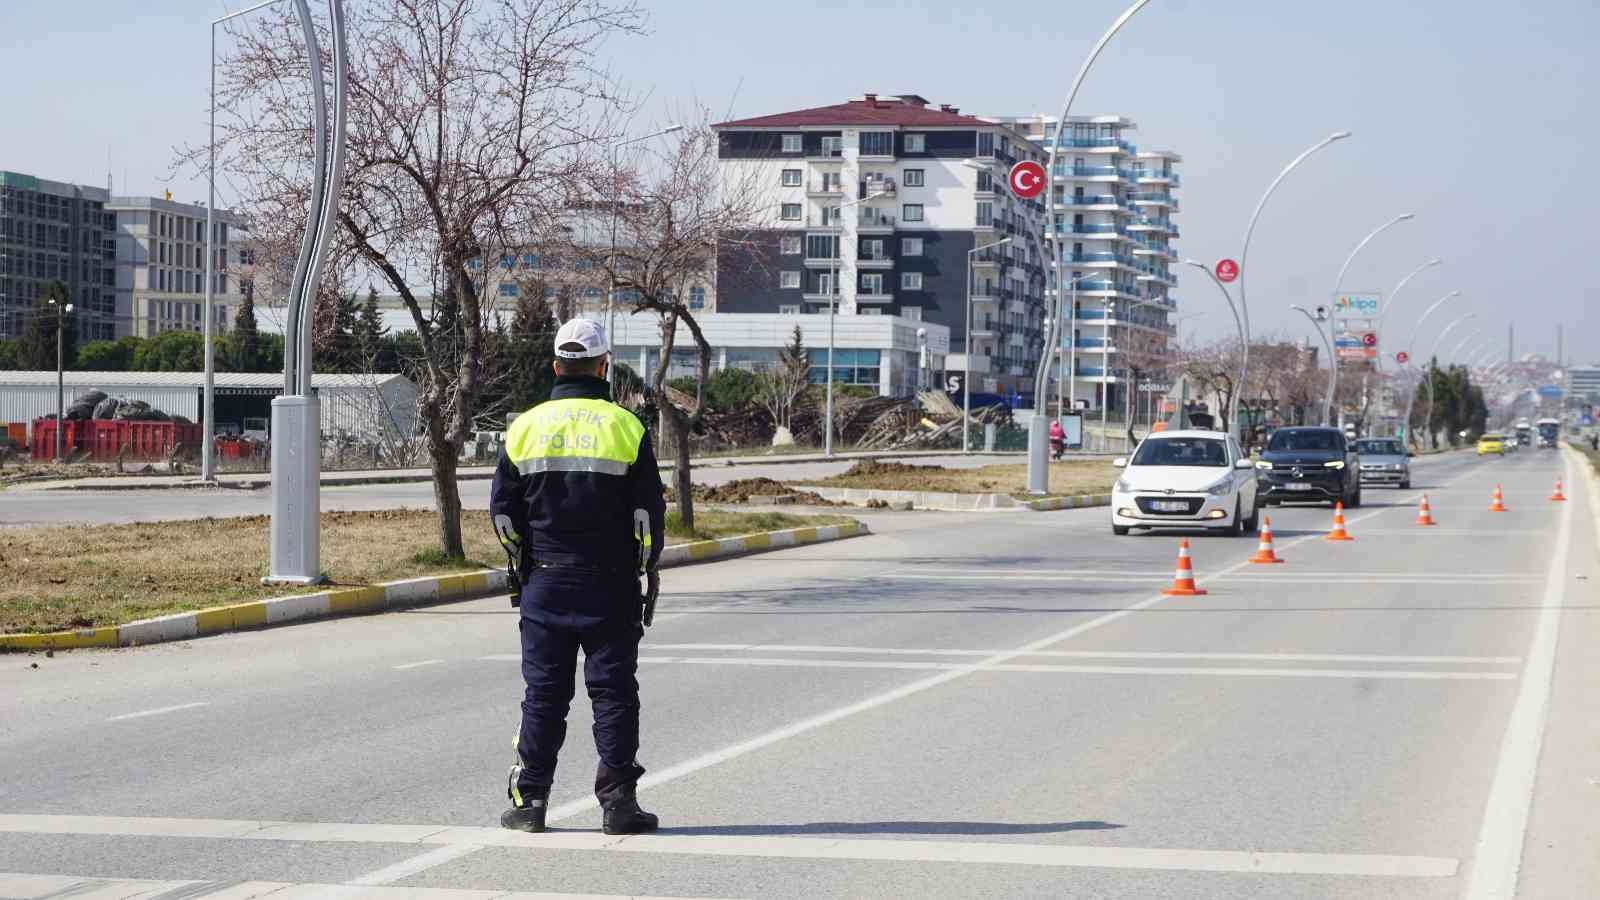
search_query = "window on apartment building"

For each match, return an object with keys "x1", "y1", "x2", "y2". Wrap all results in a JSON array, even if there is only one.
[
  {"x1": 522, "y1": 253, "x2": 540, "y2": 268},
  {"x1": 901, "y1": 306, "x2": 921, "y2": 321},
  {"x1": 904, "y1": 134, "x2": 926, "y2": 153},
  {"x1": 821, "y1": 136, "x2": 843, "y2": 156},
  {"x1": 860, "y1": 132, "x2": 894, "y2": 156},
  {"x1": 901, "y1": 237, "x2": 923, "y2": 256},
  {"x1": 779, "y1": 270, "x2": 801, "y2": 289},
  {"x1": 860, "y1": 273, "x2": 884, "y2": 295},
  {"x1": 976, "y1": 201, "x2": 993, "y2": 226},
  {"x1": 805, "y1": 234, "x2": 837, "y2": 259},
  {"x1": 780, "y1": 203, "x2": 801, "y2": 221},
  {"x1": 900, "y1": 272, "x2": 923, "y2": 291},
  {"x1": 861, "y1": 238, "x2": 884, "y2": 260},
  {"x1": 780, "y1": 235, "x2": 802, "y2": 255},
  {"x1": 689, "y1": 286, "x2": 706, "y2": 309},
  {"x1": 977, "y1": 132, "x2": 995, "y2": 157},
  {"x1": 781, "y1": 134, "x2": 803, "y2": 153},
  {"x1": 902, "y1": 203, "x2": 924, "y2": 223},
  {"x1": 859, "y1": 307, "x2": 882, "y2": 316},
  {"x1": 902, "y1": 169, "x2": 925, "y2": 188},
  {"x1": 976, "y1": 170, "x2": 993, "y2": 192},
  {"x1": 498, "y1": 283, "x2": 519, "y2": 297},
  {"x1": 778, "y1": 304, "x2": 801, "y2": 315},
  {"x1": 781, "y1": 168, "x2": 802, "y2": 187}
]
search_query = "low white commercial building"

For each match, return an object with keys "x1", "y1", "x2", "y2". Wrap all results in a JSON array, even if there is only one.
[
  {"x1": 0, "y1": 371, "x2": 416, "y2": 443},
  {"x1": 606, "y1": 312, "x2": 948, "y2": 398}
]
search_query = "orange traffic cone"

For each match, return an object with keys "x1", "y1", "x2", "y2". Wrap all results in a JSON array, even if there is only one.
[
  {"x1": 1550, "y1": 479, "x2": 1567, "y2": 502},
  {"x1": 1325, "y1": 501, "x2": 1355, "y2": 541},
  {"x1": 1489, "y1": 484, "x2": 1508, "y2": 512},
  {"x1": 1249, "y1": 516, "x2": 1285, "y2": 564},
  {"x1": 1161, "y1": 539, "x2": 1209, "y2": 596},
  {"x1": 1416, "y1": 494, "x2": 1437, "y2": 526}
]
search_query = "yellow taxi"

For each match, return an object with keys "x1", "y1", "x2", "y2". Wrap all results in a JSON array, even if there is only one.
[{"x1": 1476, "y1": 433, "x2": 1507, "y2": 456}]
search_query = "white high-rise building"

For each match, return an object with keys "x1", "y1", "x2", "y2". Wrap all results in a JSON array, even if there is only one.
[{"x1": 995, "y1": 116, "x2": 1181, "y2": 416}]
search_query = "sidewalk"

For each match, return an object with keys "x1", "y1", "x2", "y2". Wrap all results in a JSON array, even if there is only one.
[{"x1": 14, "y1": 448, "x2": 1031, "y2": 492}]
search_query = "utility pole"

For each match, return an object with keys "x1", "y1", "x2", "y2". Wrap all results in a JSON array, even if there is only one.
[{"x1": 50, "y1": 296, "x2": 73, "y2": 462}]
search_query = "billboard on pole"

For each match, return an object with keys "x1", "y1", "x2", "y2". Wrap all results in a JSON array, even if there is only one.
[{"x1": 1332, "y1": 291, "x2": 1381, "y2": 320}]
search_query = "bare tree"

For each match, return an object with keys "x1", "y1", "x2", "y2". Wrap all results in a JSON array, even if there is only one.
[
  {"x1": 194, "y1": 0, "x2": 645, "y2": 557},
  {"x1": 756, "y1": 325, "x2": 810, "y2": 434},
  {"x1": 565, "y1": 115, "x2": 769, "y2": 530}
]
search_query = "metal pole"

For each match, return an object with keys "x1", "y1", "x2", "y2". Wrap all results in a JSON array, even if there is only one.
[
  {"x1": 1289, "y1": 304, "x2": 1335, "y2": 424},
  {"x1": 825, "y1": 242, "x2": 837, "y2": 456},
  {"x1": 603, "y1": 124, "x2": 681, "y2": 389},
  {"x1": 1237, "y1": 132, "x2": 1351, "y2": 441},
  {"x1": 1373, "y1": 258, "x2": 1441, "y2": 372},
  {"x1": 1398, "y1": 294, "x2": 1462, "y2": 448},
  {"x1": 1032, "y1": 0, "x2": 1152, "y2": 494},
  {"x1": 55, "y1": 301, "x2": 64, "y2": 462},
  {"x1": 203, "y1": 23, "x2": 218, "y2": 481},
  {"x1": 1327, "y1": 213, "x2": 1413, "y2": 428},
  {"x1": 1418, "y1": 316, "x2": 1477, "y2": 449},
  {"x1": 963, "y1": 246, "x2": 972, "y2": 452}
]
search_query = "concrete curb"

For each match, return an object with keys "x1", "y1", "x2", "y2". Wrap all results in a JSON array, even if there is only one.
[
  {"x1": 1019, "y1": 493, "x2": 1113, "y2": 512},
  {"x1": 0, "y1": 521, "x2": 868, "y2": 652}
]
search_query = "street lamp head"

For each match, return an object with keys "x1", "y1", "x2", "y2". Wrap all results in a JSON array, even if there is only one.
[
  {"x1": 1396, "y1": 213, "x2": 1416, "y2": 221},
  {"x1": 661, "y1": 124, "x2": 684, "y2": 134},
  {"x1": 1330, "y1": 131, "x2": 1353, "y2": 141}
]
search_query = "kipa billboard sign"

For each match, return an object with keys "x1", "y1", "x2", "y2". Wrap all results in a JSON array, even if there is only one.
[{"x1": 1332, "y1": 292, "x2": 1381, "y2": 320}]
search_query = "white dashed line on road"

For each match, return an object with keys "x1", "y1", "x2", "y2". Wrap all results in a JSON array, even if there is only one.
[
  {"x1": 645, "y1": 644, "x2": 1521, "y2": 664},
  {"x1": 104, "y1": 702, "x2": 207, "y2": 722},
  {"x1": 393, "y1": 659, "x2": 446, "y2": 670},
  {"x1": 631, "y1": 655, "x2": 1515, "y2": 680}
]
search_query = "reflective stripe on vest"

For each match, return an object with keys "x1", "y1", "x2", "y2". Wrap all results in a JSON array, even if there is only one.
[{"x1": 505, "y1": 397, "x2": 644, "y2": 478}]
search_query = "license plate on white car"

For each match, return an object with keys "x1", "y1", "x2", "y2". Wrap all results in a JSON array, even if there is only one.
[
  {"x1": 1286, "y1": 483, "x2": 1313, "y2": 491},
  {"x1": 1151, "y1": 500, "x2": 1190, "y2": 511}
]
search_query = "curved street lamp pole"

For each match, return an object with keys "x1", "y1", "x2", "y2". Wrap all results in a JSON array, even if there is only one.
[
  {"x1": 1409, "y1": 312, "x2": 1475, "y2": 449},
  {"x1": 1422, "y1": 322, "x2": 1481, "y2": 448},
  {"x1": 963, "y1": 235, "x2": 1011, "y2": 452},
  {"x1": 1289, "y1": 304, "x2": 1336, "y2": 425},
  {"x1": 823, "y1": 190, "x2": 887, "y2": 456},
  {"x1": 1326, "y1": 213, "x2": 1413, "y2": 429},
  {"x1": 1375, "y1": 258, "x2": 1441, "y2": 367},
  {"x1": 1182, "y1": 260, "x2": 1246, "y2": 430},
  {"x1": 1030, "y1": 0, "x2": 1152, "y2": 494},
  {"x1": 1238, "y1": 132, "x2": 1352, "y2": 441}
]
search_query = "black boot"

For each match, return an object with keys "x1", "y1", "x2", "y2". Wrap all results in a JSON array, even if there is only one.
[
  {"x1": 500, "y1": 765, "x2": 551, "y2": 833},
  {"x1": 600, "y1": 784, "x2": 658, "y2": 835}
]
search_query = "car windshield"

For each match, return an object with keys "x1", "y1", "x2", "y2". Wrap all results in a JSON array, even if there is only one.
[
  {"x1": 1482, "y1": 434, "x2": 1504, "y2": 441},
  {"x1": 1356, "y1": 440, "x2": 1403, "y2": 455},
  {"x1": 1132, "y1": 437, "x2": 1228, "y2": 467},
  {"x1": 1266, "y1": 429, "x2": 1341, "y2": 452}
]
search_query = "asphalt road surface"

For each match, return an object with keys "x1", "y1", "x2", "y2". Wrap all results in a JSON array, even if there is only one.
[
  {"x1": 3, "y1": 449, "x2": 1597, "y2": 899},
  {"x1": 0, "y1": 454, "x2": 1007, "y2": 527}
]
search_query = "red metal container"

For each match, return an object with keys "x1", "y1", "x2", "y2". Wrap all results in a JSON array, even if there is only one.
[{"x1": 31, "y1": 419, "x2": 200, "y2": 461}]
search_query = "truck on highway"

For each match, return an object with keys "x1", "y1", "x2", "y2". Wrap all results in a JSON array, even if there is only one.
[
  {"x1": 1536, "y1": 417, "x2": 1560, "y2": 448},
  {"x1": 1514, "y1": 420, "x2": 1533, "y2": 447}
]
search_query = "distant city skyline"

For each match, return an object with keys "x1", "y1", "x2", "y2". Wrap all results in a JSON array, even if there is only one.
[{"x1": 3, "y1": 0, "x2": 1595, "y2": 362}]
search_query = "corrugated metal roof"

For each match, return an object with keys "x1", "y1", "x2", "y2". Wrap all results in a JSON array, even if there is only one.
[
  {"x1": 716, "y1": 97, "x2": 988, "y2": 129},
  {"x1": 0, "y1": 371, "x2": 411, "y2": 389}
]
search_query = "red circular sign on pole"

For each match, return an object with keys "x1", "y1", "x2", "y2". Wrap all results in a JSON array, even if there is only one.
[
  {"x1": 1009, "y1": 161, "x2": 1046, "y2": 200},
  {"x1": 1215, "y1": 259, "x2": 1239, "y2": 283},
  {"x1": 1395, "y1": 351, "x2": 1410, "y2": 365},
  {"x1": 1361, "y1": 332, "x2": 1378, "y2": 347}
]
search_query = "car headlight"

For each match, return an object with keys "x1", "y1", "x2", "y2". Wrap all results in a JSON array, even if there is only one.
[
  {"x1": 1114, "y1": 477, "x2": 1136, "y2": 493},
  {"x1": 1206, "y1": 476, "x2": 1233, "y2": 496},
  {"x1": 1392, "y1": 463, "x2": 1405, "y2": 471},
  {"x1": 1254, "y1": 460, "x2": 1272, "y2": 470},
  {"x1": 1324, "y1": 460, "x2": 1345, "y2": 470}
]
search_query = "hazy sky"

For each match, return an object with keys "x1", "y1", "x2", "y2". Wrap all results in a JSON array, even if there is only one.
[{"x1": 4, "y1": 0, "x2": 1595, "y2": 363}]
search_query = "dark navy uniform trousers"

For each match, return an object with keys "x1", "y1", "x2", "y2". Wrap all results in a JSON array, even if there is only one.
[{"x1": 516, "y1": 567, "x2": 645, "y2": 797}]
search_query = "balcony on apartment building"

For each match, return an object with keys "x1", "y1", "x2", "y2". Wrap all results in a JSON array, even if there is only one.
[
  {"x1": 1128, "y1": 192, "x2": 1179, "y2": 211},
  {"x1": 1134, "y1": 170, "x2": 1181, "y2": 186},
  {"x1": 1039, "y1": 134, "x2": 1138, "y2": 154}
]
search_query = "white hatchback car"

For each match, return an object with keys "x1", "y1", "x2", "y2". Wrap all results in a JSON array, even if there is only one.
[{"x1": 1110, "y1": 430, "x2": 1260, "y2": 536}]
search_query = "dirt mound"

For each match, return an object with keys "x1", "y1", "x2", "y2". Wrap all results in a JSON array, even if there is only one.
[
  {"x1": 663, "y1": 477, "x2": 834, "y2": 506},
  {"x1": 838, "y1": 459, "x2": 939, "y2": 478}
]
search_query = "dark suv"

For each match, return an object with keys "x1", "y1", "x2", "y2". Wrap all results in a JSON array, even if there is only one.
[{"x1": 1256, "y1": 426, "x2": 1361, "y2": 507}]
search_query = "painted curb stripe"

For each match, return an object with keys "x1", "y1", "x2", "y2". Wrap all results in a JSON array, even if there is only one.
[{"x1": 0, "y1": 523, "x2": 866, "y2": 651}]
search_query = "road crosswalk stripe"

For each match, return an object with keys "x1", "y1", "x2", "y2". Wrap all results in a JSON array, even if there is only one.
[{"x1": 0, "y1": 818, "x2": 1459, "y2": 879}]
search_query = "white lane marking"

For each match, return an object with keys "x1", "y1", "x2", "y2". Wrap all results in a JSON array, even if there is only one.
[
  {"x1": 104, "y1": 702, "x2": 207, "y2": 722},
  {"x1": 0, "y1": 818, "x2": 1459, "y2": 879},
  {"x1": 634, "y1": 656, "x2": 1514, "y2": 681},
  {"x1": 393, "y1": 659, "x2": 446, "y2": 670},
  {"x1": 1462, "y1": 454, "x2": 1577, "y2": 899},
  {"x1": 646, "y1": 644, "x2": 1522, "y2": 664},
  {"x1": 347, "y1": 842, "x2": 485, "y2": 886},
  {"x1": 0, "y1": 871, "x2": 726, "y2": 899}
]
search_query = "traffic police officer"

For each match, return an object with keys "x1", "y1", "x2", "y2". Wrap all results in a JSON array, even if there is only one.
[{"x1": 490, "y1": 318, "x2": 665, "y2": 835}]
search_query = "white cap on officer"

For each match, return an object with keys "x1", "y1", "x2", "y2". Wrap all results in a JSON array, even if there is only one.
[{"x1": 553, "y1": 318, "x2": 610, "y2": 359}]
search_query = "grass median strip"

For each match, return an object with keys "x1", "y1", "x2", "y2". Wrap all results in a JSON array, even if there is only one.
[
  {"x1": 1, "y1": 507, "x2": 854, "y2": 634},
  {"x1": 796, "y1": 458, "x2": 1117, "y2": 499}
]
